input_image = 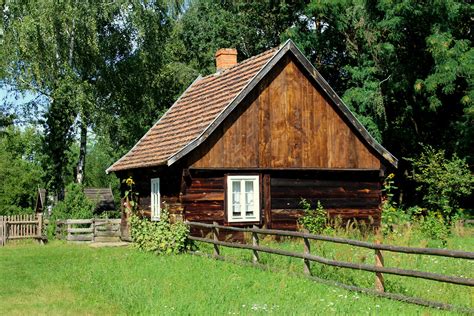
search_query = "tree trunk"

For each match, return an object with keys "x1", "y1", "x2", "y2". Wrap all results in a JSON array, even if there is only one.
[{"x1": 76, "y1": 115, "x2": 87, "y2": 184}]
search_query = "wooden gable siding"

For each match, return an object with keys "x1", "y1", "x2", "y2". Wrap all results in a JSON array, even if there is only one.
[{"x1": 189, "y1": 55, "x2": 381, "y2": 169}]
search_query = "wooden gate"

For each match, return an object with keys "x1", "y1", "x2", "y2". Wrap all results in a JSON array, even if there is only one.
[
  {"x1": 0, "y1": 214, "x2": 45, "y2": 246},
  {"x1": 63, "y1": 218, "x2": 122, "y2": 243}
]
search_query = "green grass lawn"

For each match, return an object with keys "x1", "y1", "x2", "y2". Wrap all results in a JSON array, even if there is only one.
[
  {"x1": 0, "y1": 241, "x2": 466, "y2": 315},
  {"x1": 194, "y1": 227, "x2": 474, "y2": 312}
]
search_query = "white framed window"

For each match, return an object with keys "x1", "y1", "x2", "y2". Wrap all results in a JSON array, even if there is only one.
[
  {"x1": 151, "y1": 178, "x2": 160, "y2": 221},
  {"x1": 227, "y1": 175, "x2": 260, "y2": 223}
]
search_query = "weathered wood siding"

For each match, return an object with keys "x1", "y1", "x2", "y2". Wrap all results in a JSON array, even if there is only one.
[
  {"x1": 269, "y1": 175, "x2": 381, "y2": 230},
  {"x1": 182, "y1": 176, "x2": 225, "y2": 224},
  {"x1": 117, "y1": 167, "x2": 184, "y2": 221},
  {"x1": 189, "y1": 55, "x2": 381, "y2": 169},
  {"x1": 182, "y1": 170, "x2": 381, "y2": 231}
]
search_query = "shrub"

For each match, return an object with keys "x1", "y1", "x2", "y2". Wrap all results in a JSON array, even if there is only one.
[
  {"x1": 407, "y1": 146, "x2": 473, "y2": 220},
  {"x1": 418, "y1": 211, "x2": 450, "y2": 245},
  {"x1": 52, "y1": 183, "x2": 95, "y2": 219},
  {"x1": 298, "y1": 199, "x2": 332, "y2": 234},
  {"x1": 46, "y1": 183, "x2": 96, "y2": 239},
  {"x1": 130, "y1": 209, "x2": 191, "y2": 254},
  {"x1": 381, "y1": 173, "x2": 410, "y2": 234}
]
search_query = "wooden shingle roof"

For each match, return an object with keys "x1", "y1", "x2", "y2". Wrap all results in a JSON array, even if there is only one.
[{"x1": 107, "y1": 40, "x2": 397, "y2": 173}]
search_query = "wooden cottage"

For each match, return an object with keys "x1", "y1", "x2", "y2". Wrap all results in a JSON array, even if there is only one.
[{"x1": 107, "y1": 40, "x2": 397, "y2": 233}]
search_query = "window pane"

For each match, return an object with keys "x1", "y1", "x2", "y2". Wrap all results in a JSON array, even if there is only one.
[
  {"x1": 232, "y1": 181, "x2": 241, "y2": 194},
  {"x1": 245, "y1": 181, "x2": 254, "y2": 216},
  {"x1": 232, "y1": 181, "x2": 241, "y2": 217},
  {"x1": 232, "y1": 204, "x2": 241, "y2": 217}
]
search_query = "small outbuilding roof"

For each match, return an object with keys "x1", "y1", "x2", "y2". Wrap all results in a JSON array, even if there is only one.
[
  {"x1": 35, "y1": 188, "x2": 115, "y2": 213},
  {"x1": 107, "y1": 40, "x2": 397, "y2": 173}
]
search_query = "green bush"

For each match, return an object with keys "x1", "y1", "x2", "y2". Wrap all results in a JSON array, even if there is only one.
[
  {"x1": 52, "y1": 183, "x2": 95, "y2": 219},
  {"x1": 298, "y1": 199, "x2": 332, "y2": 234},
  {"x1": 381, "y1": 173, "x2": 410, "y2": 235},
  {"x1": 418, "y1": 211, "x2": 450, "y2": 244},
  {"x1": 407, "y1": 146, "x2": 473, "y2": 221},
  {"x1": 47, "y1": 183, "x2": 95, "y2": 239},
  {"x1": 130, "y1": 209, "x2": 191, "y2": 254}
]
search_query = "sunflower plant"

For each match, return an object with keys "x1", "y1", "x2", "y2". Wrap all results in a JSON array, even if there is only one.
[{"x1": 122, "y1": 176, "x2": 139, "y2": 214}]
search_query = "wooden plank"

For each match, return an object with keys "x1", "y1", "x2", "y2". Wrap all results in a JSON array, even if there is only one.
[
  {"x1": 263, "y1": 174, "x2": 272, "y2": 228},
  {"x1": 66, "y1": 219, "x2": 93, "y2": 225},
  {"x1": 271, "y1": 197, "x2": 380, "y2": 209},
  {"x1": 271, "y1": 178, "x2": 380, "y2": 189},
  {"x1": 271, "y1": 187, "x2": 380, "y2": 198},
  {"x1": 258, "y1": 80, "x2": 271, "y2": 167},
  {"x1": 68, "y1": 228, "x2": 94, "y2": 233},
  {"x1": 181, "y1": 192, "x2": 224, "y2": 202}
]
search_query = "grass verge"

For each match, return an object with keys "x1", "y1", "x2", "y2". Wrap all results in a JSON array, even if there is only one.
[{"x1": 0, "y1": 240, "x2": 463, "y2": 315}]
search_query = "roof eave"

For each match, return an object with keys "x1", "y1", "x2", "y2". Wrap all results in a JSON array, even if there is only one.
[{"x1": 106, "y1": 75, "x2": 204, "y2": 174}]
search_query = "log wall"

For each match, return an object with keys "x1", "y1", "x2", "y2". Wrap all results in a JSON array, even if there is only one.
[
  {"x1": 182, "y1": 169, "x2": 382, "y2": 232},
  {"x1": 117, "y1": 166, "x2": 184, "y2": 222}
]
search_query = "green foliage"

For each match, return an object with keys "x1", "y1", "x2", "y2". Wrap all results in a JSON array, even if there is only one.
[
  {"x1": 47, "y1": 183, "x2": 95, "y2": 239},
  {"x1": 298, "y1": 199, "x2": 332, "y2": 235},
  {"x1": 418, "y1": 212, "x2": 450, "y2": 244},
  {"x1": 288, "y1": 0, "x2": 473, "y2": 166},
  {"x1": 51, "y1": 183, "x2": 95, "y2": 220},
  {"x1": 381, "y1": 173, "x2": 409, "y2": 234},
  {"x1": 173, "y1": 0, "x2": 304, "y2": 76},
  {"x1": 130, "y1": 209, "x2": 191, "y2": 255},
  {"x1": 407, "y1": 145, "x2": 473, "y2": 220},
  {"x1": 84, "y1": 136, "x2": 120, "y2": 205},
  {"x1": 0, "y1": 126, "x2": 44, "y2": 215},
  {"x1": 122, "y1": 176, "x2": 139, "y2": 213}
]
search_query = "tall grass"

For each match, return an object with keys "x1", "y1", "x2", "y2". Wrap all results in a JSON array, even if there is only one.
[
  {"x1": 0, "y1": 240, "x2": 462, "y2": 315},
  {"x1": 194, "y1": 224, "x2": 474, "y2": 310}
]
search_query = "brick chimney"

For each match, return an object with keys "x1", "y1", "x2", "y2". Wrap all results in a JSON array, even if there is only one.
[{"x1": 215, "y1": 48, "x2": 237, "y2": 72}]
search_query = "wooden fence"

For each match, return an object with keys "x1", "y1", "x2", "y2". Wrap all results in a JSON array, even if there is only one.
[
  {"x1": 0, "y1": 214, "x2": 45, "y2": 246},
  {"x1": 56, "y1": 218, "x2": 122, "y2": 242},
  {"x1": 186, "y1": 221, "x2": 474, "y2": 312}
]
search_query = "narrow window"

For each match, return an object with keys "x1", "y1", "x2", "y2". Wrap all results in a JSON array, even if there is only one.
[
  {"x1": 227, "y1": 175, "x2": 259, "y2": 223},
  {"x1": 151, "y1": 178, "x2": 160, "y2": 221}
]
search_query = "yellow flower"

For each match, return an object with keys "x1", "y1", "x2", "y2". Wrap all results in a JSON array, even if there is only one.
[
  {"x1": 387, "y1": 173, "x2": 395, "y2": 180},
  {"x1": 125, "y1": 177, "x2": 135, "y2": 186}
]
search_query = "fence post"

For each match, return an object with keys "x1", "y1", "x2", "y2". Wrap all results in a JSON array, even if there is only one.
[
  {"x1": 92, "y1": 218, "x2": 96, "y2": 243},
  {"x1": 212, "y1": 221, "x2": 220, "y2": 257},
  {"x1": 0, "y1": 216, "x2": 4, "y2": 246},
  {"x1": 37, "y1": 213, "x2": 44, "y2": 244},
  {"x1": 67, "y1": 220, "x2": 72, "y2": 242},
  {"x1": 252, "y1": 225, "x2": 259, "y2": 264},
  {"x1": 303, "y1": 231, "x2": 311, "y2": 275},
  {"x1": 37, "y1": 213, "x2": 43, "y2": 236},
  {"x1": 375, "y1": 240, "x2": 385, "y2": 292}
]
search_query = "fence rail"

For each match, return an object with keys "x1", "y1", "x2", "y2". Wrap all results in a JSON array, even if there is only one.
[
  {"x1": 0, "y1": 214, "x2": 45, "y2": 246},
  {"x1": 55, "y1": 218, "x2": 122, "y2": 242},
  {"x1": 185, "y1": 221, "x2": 474, "y2": 311}
]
